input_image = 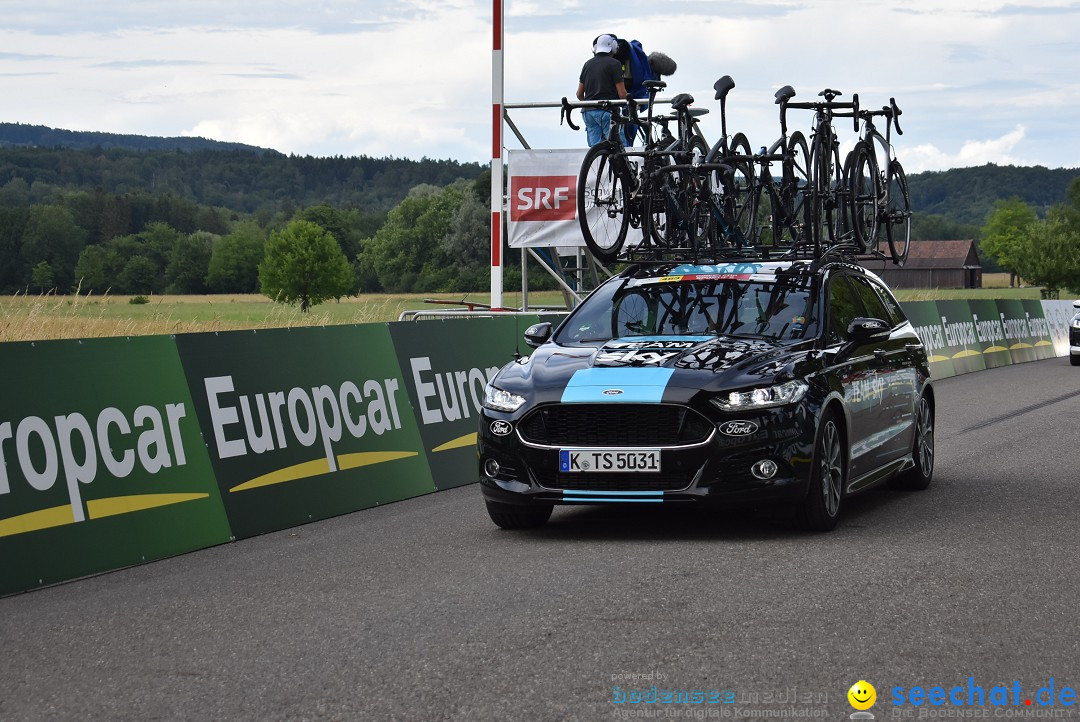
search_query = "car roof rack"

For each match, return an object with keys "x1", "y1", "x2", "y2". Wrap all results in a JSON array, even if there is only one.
[{"x1": 614, "y1": 241, "x2": 890, "y2": 269}]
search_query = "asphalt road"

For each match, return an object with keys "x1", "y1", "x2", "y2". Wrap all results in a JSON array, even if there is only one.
[{"x1": 3, "y1": 357, "x2": 1080, "y2": 721}]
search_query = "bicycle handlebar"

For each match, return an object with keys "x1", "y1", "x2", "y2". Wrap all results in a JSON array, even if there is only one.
[{"x1": 560, "y1": 97, "x2": 581, "y2": 131}]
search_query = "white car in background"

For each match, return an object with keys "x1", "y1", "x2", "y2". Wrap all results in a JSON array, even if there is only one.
[{"x1": 1071, "y1": 300, "x2": 1080, "y2": 366}]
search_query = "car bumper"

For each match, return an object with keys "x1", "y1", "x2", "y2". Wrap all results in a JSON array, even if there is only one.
[{"x1": 478, "y1": 401, "x2": 818, "y2": 510}]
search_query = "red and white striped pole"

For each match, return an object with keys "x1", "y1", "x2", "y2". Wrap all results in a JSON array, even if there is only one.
[{"x1": 490, "y1": 0, "x2": 504, "y2": 309}]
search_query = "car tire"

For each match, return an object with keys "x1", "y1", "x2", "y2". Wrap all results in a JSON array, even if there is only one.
[
  {"x1": 890, "y1": 394, "x2": 935, "y2": 490},
  {"x1": 485, "y1": 500, "x2": 553, "y2": 529},
  {"x1": 795, "y1": 410, "x2": 844, "y2": 532},
  {"x1": 1071, "y1": 354, "x2": 1080, "y2": 367}
]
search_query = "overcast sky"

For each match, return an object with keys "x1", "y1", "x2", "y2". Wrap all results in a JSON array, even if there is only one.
[{"x1": 3, "y1": 0, "x2": 1080, "y2": 173}]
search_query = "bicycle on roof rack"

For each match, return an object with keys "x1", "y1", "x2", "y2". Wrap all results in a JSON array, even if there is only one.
[
  {"x1": 653, "y1": 84, "x2": 813, "y2": 264},
  {"x1": 785, "y1": 88, "x2": 860, "y2": 251},
  {"x1": 562, "y1": 81, "x2": 709, "y2": 263},
  {"x1": 847, "y1": 97, "x2": 911, "y2": 263}
]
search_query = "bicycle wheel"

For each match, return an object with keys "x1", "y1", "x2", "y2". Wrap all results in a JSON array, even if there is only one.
[
  {"x1": 719, "y1": 132, "x2": 756, "y2": 247},
  {"x1": 885, "y1": 160, "x2": 912, "y2": 264},
  {"x1": 642, "y1": 158, "x2": 684, "y2": 248},
  {"x1": 773, "y1": 131, "x2": 810, "y2": 248},
  {"x1": 811, "y1": 131, "x2": 842, "y2": 248},
  {"x1": 847, "y1": 141, "x2": 880, "y2": 253},
  {"x1": 578, "y1": 143, "x2": 631, "y2": 262}
]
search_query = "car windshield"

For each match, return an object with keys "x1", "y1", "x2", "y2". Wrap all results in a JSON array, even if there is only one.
[{"x1": 557, "y1": 275, "x2": 819, "y2": 344}]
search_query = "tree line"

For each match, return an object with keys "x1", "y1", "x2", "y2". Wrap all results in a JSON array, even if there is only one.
[{"x1": 1, "y1": 124, "x2": 1077, "y2": 300}]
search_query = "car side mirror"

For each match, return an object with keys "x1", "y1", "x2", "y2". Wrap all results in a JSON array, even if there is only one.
[
  {"x1": 846, "y1": 317, "x2": 891, "y2": 344},
  {"x1": 1072, "y1": 300, "x2": 1080, "y2": 309},
  {"x1": 524, "y1": 322, "x2": 552, "y2": 348}
]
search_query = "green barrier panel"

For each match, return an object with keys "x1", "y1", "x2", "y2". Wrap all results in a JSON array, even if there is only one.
[
  {"x1": 1021, "y1": 299, "x2": 1058, "y2": 361},
  {"x1": 0, "y1": 336, "x2": 232, "y2": 596},
  {"x1": 900, "y1": 301, "x2": 957, "y2": 379},
  {"x1": 968, "y1": 299, "x2": 1014, "y2": 370},
  {"x1": 388, "y1": 317, "x2": 524, "y2": 491},
  {"x1": 175, "y1": 326, "x2": 436, "y2": 540},
  {"x1": 932, "y1": 300, "x2": 988, "y2": 376},
  {"x1": 995, "y1": 299, "x2": 1042, "y2": 364}
]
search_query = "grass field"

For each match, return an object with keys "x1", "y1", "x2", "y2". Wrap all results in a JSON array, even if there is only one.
[{"x1": 0, "y1": 275, "x2": 1047, "y2": 343}]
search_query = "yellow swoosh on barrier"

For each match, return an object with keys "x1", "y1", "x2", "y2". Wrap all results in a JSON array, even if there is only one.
[
  {"x1": 1035, "y1": 340, "x2": 1053, "y2": 347},
  {"x1": 337, "y1": 451, "x2": 418, "y2": 469},
  {"x1": 0, "y1": 505, "x2": 75, "y2": 538},
  {"x1": 87, "y1": 493, "x2": 209, "y2": 519},
  {"x1": 432, "y1": 433, "x2": 477, "y2": 453},
  {"x1": 952, "y1": 350, "x2": 982, "y2": 358},
  {"x1": 1009, "y1": 342, "x2": 1033, "y2": 349},
  {"x1": 230, "y1": 458, "x2": 332, "y2": 492},
  {"x1": 928, "y1": 355, "x2": 952, "y2": 363},
  {"x1": 982, "y1": 346, "x2": 1010, "y2": 353}
]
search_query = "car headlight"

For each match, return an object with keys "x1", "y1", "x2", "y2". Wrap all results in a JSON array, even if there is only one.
[
  {"x1": 483, "y1": 384, "x2": 526, "y2": 412},
  {"x1": 711, "y1": 380, "x2": 808, "y2": 410}
]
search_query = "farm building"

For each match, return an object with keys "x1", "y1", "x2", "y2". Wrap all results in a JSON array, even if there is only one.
[{"x1": 861, "y1": 239, "x2": 982, "y2": 289}]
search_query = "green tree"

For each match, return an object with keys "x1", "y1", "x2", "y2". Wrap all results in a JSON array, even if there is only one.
[
  {"x1": 21, "y1": 204, "x2": 86, "y2": 292},
  {"x1": 166, "y1": 231, "x2": 214, "y2": 293},
  {"x1": 1014, "y1": 216, "x2": 1080, "y2": 297},
  {"x1": 118, "y1": 255, "x2": 163, "y2": 294},
  {"x1": 206, "y1": 221, "x2": 266, "y2": 293},
  {"x1": 365, "y1": 182, "x2": 466, "y2": 293},
  {"x1": 259, "y1": 219, "x2": 353, "y2": 311},
  {"x1": 30, "y1": 261, "x2": 54, "y2": 292},
  {"x1": 980, "y1": 198, "x2": 1038, "y2": 286},
  {"x1": 74, "y1": 245, "x2": 113, "y2": 292}
]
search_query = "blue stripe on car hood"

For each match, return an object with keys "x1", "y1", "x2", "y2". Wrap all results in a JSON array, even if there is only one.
[{"x1": 560, "y1": 367, "x2": 674, "y2": 403}]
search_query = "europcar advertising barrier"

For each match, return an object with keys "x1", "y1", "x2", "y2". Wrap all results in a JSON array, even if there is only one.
[
  {"x1": 174, "y1": 325, "x2": 437, "y2": 540},
  {"x1": 0, "y1": 303, "x2": 1073, "y2": 594},
  {"x1": 0, "y1": 336, "x2": 232, "y2": 596}
]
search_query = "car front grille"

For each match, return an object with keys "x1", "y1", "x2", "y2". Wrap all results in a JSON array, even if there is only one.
[{"x1": 518, "y1": 404, "x2": 714, "y2": 447}]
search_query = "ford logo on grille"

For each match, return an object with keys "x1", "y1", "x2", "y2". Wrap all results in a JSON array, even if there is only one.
[
  {"x1": 490, "y1": 420, "x2": 513, "y2": 436},
  {"x1": 719, "y1": 420, "x2": 759, "y2": 436},
  {"x1": 603, "y1": 389, "x2": 624, "y2": 396}
]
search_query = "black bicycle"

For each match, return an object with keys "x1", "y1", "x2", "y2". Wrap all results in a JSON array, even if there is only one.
[
  {"x1": 786, "y1": 88, "x2": 859, "y2": 250},
  {"x1": 569, "y1": 83, "x2": 709, "y2": 262},
  {"x1": 847, "y1": 98, "x2": 911, "y2": 263}
]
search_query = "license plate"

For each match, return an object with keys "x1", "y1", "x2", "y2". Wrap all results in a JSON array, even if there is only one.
[{"x1": 559, "y1": 449, "x2": 661, "y2": 473}]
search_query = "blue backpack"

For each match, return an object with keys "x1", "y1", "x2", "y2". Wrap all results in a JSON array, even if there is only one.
[{"x1": 616, "y1": 39, "x2": 653, "y2": 99}]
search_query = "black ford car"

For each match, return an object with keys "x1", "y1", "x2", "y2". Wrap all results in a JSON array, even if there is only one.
[{"x1": 478, "y1": 258, "x2": 935, "y2": 531}]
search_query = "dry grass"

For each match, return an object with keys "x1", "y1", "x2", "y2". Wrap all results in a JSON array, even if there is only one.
[{"x1": 0, "y1": 290, "x2": 568, "y2": 343}]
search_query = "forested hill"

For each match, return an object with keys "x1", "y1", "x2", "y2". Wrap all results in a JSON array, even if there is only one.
[
  {"x1": 907, "y1": 164, "x2": 1079, "y2": 226},
  {"x1": 0, "y1": 123, "x2": 487, "y2": 214},
  {"x1": 0, "y1": 122, "x2": 275, "y2": 155}
]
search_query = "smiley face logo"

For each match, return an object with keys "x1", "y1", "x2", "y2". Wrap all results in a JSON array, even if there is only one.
[{"x1": 848, "y1": 680, "x2": 877, "y2": 711}]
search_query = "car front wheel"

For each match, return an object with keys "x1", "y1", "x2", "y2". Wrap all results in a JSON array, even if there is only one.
[{"x1": 795, "y1": 410, "x2": 844, "y2": 532}]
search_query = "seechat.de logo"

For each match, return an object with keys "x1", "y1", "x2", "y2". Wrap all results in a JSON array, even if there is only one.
[{"x1": 510, "y1": 175, "x2": 576, "y2": 222}]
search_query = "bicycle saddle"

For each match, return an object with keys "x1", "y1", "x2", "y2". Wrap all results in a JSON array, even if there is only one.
[
  {"x1": 643, "y1": 80, "x2": 666, "y2": 91},
  {"x1": 713, "y1": 75, "x2": 735, "y2": 100},
  {"x1": 670, "y1": 93, "x2": 695, "y2": 111},
  {"x1": 819, "y1": 88, "x2": 842, "y2": 101},
  {"x1": 774, "y1": 85, "x2": 796, "y2": 104}
]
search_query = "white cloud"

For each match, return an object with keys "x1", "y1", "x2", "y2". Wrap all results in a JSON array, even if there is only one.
[
  {"x1": 2, "y1": 1, "x2": 1080, "y2": 169},
  {"x1": 904, "y1": 125, "x2": 1028, "y2": 173}
]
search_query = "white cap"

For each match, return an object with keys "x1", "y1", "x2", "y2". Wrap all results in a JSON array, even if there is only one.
[{"x1": 593, "y1": 34, "x2": 618, "y2": 55}]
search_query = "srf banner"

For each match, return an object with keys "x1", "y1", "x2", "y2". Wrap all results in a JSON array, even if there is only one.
[{"x1": 507, "y1": 148, "x2": 586, "y2": 248}]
